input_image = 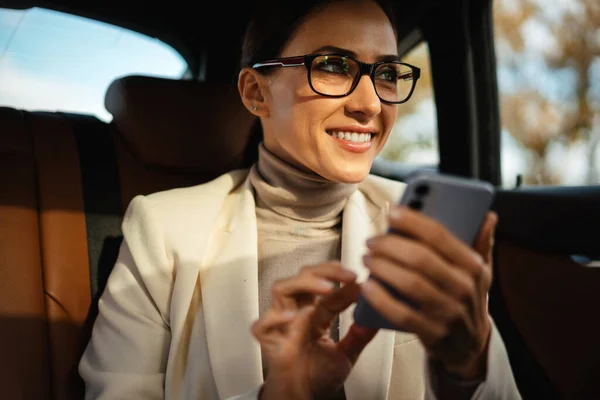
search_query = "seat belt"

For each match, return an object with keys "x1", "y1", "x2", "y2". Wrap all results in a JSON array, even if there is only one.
[{"x1": 61, "y1": 112, "x2": 123, "y2": 301}]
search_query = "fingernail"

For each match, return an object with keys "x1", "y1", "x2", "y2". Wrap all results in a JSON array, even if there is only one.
[
  {"x1": 366, "y1": 238, "x2": 376, "y2": 248},
  {"x1": 362, "y1": 254, "x2": 372, "y2": 266},
  {"x1": 343, "y1": 269, "x2": 357, "y2": 279},
  {"x1": 474, "y1": 253, "x2": 484, "y2": 265},
  {"x1": 282, "y1": 311, "x2": 296, "y2": 318},
  {"x1": 362, "y1": 280, "x2": 374, "y2": 294},
  {"x1": 319, "y1": 279, "x2": 335, "y2": 290},
  {"x1": 389, "y1": 207, "x2": 402, "y2": 220},
  {"x1": 299, "y1": 306, "x2": 314, "y2": 316}
]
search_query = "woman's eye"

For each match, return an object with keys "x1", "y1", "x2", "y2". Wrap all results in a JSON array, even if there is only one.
[
  {"x1": 376, "y1": 68, "x2": 398, "y2": 82},
  {"x1": 315, "y1": 58, "x2": 350, "y2": 74}
]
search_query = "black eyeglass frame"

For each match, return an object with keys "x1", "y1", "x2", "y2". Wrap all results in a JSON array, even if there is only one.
[{"x1": 252, "y1": 53, "x2": 421, "y2": 104}]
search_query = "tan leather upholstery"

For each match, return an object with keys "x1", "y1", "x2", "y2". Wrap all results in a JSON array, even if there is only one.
[
  {"x1": 111, "y1": 127, "x2": 210, "y2": 210},
  {"x1": 105, "y1": 75, "x2": 256, "y2": 206},
  {"x1": 31, "y1": 114, "x2": 91, "y2": 400},
  {"x1": 105, "y1": 75, "x2": 256, "y2": 175},
  {"x1": 0, "y1": 75, "x2": 255, "y2": 400},
  {"x1": 0, "y1": 108, "x2": 52, "y2": 400}
]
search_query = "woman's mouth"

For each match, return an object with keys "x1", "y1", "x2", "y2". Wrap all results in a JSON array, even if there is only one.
[
  {"x1": 326, "y1": 130, "x2": 374, "y2": 143},
  {"x1": 326, "y1": 130, "x2": 375, "y2": 153}
]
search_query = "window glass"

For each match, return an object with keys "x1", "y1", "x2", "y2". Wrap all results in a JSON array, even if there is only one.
[
  {"x1": 0, "y1": 7, "x2": 188, "y2": 122},
  {"x1": 493, "y1": 0, "x2": 600, "y2": 186},
  {"x1": 379, "y1": 41, "x2": 439, "y2": 166}
]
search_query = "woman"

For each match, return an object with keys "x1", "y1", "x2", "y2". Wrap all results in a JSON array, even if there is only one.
[{"x1": 79, "y1": 0, "x2": 521, "y2": 399}]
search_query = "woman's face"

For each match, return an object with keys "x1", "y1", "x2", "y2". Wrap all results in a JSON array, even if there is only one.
[{"x1": 259, "y1": 0, "x2": 399, "y2": 183}]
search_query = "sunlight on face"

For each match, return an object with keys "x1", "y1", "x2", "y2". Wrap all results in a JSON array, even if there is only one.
[{"x1": 260, "y1": 0, "x2": 399, "y2": 183}]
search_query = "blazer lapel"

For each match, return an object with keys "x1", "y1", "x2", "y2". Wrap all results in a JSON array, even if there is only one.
[
  {"x1": 199, "y1": 177, "x2": 263, "y2": 398},
  {"x1": 340, "y1": 190, "x2": 396, "y2": 400},
  {"x1": 195, "y1": 174, "x2": 404, "y2": 399}
]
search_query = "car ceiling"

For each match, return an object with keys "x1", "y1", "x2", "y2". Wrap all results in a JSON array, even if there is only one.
[{"x1": 1, "y1": 0, "x2": 435, "y2": 81}]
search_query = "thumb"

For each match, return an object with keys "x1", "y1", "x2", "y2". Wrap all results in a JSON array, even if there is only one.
[
  {"x1": 474, "y1": 211, "x2": 498, "y2": 264},
  {"x1": 311, "y1": 281, "x2": 361, "y2": 331},
  {"x1": 337, "y1": 323, "x2": 379, "y2": 364}
]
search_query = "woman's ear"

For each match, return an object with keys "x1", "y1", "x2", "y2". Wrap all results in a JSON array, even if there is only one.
[{"x1": 238, "y1": 67, "x2": 268, "y2": 116}]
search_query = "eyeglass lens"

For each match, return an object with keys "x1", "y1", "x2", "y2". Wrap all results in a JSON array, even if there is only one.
[{"x1": 309, "y1": 55, "x2": 416, "y2": 103}]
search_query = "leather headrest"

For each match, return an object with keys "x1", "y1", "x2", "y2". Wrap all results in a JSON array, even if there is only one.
[{"x1": 105, "y1": 75, "x2": 256, "y2": 174}]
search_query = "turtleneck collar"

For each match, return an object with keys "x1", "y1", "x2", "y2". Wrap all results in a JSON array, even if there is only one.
[{"x1": 249, "y1": 142, "x2": 358, "y2": 222}]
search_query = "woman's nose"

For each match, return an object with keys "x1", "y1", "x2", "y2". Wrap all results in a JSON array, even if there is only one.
[{"x1": 344, "y1": 75, "x2": 382, "y2": 119}]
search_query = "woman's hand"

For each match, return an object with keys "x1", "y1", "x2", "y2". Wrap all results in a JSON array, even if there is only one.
[
  {"x1": 361, "y1": 206, "x2": 498, "y2": 380},
  {"x1": 252, "y1": 262, "x2": 378, "y2": 400}
]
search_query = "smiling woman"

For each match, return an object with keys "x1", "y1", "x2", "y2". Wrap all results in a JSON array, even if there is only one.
[
  {"x1": 0, "y1": 7, "x2": 187, "y2": 121},
  {"x1": 78, "y1": 0, "x2": 521, "y2": 399},
  {"x1": 238, "y1": 0, "x2": 403, "y2": 184}
]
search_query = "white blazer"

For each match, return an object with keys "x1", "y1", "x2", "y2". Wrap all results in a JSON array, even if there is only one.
[{"x1": 79, "y1": 169, "x2": 521, "y2": 400}]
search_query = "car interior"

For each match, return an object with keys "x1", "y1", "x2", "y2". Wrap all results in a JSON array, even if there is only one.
[{"x1": 0, "y1": 0, "x2": 599, "y2": 399}]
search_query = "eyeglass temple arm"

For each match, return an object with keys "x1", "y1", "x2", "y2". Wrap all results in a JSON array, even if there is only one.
[
  {"x1": 397, "y1": 67, "x2": 421, "y2": 81},
  {"x1": 252, "y1": 56, "x2": 305, "y2": 69}
]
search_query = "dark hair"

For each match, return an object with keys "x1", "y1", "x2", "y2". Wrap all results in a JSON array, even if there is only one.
[
  {"x1": 240, "y1": 0, "x2": 398, "y2": 70},
  {"x1": 239, "y1": 0, "x2": 399, "y2": 167}
]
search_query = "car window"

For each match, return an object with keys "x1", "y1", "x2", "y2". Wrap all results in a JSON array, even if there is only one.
[
  {"x1": 379, "y1": 41, "x2": 438, "y2": 167},
  {"x1": 0, "y1": 7, "x2": 187, "y2": 122},
  {"x1": 493, "y1": 0, "x2": 600, "y2": 187}
]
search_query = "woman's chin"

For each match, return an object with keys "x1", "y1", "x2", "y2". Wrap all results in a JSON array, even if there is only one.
[{"x1": 322, "y1": 166, "x2": 371, "y2": 184}]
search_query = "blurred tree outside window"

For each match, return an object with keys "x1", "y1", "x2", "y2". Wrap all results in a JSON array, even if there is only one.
[
  {"x1": 380, "y1": 0, "x2": 600, "y2": 188},
  {"x1": 494, "y1": 0, "x2": 600, "y2": 186}
]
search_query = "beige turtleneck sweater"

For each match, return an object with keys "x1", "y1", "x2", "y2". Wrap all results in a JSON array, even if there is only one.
[
  {"x1": 248, "y1": 143, "x2": 480, "y2": 400},
  {"x1": 249, "y1": 143, "x2": 358, "y2": 327},
  {"x1": 248, "y1": 143, "x2": 356, "y2": 399}
]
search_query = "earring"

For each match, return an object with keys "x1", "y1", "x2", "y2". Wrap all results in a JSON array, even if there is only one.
[{"x1": 250, "y1": 104, "x2": 257, "y2": 111}]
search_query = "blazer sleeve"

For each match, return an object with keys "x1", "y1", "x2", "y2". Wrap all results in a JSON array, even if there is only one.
[
  {"x1": 424, "y1": 317, "x2": 522, "y2": 400},
  {"x1": 78, "y1": 195, "x2": 264, "y2": 400}
]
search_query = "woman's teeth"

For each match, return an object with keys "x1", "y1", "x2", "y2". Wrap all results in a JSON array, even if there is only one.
[{"x1": 327, "y1": 131, "x2": 372, "y2": 143}]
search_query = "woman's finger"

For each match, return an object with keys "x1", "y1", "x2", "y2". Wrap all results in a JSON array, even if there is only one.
[
  {"x1": 251, "y1": 309, "x2": 297, "y2": 345},
  {"x1": 288, "y1": 305, "x2": 319, "y2": 344},
  {"x1": 473, "y1": 211, "x2": 498, "y2": 265},
  {"x1": 272, "y1": 264, "x2": 357, "y2": 310},
  {"x1": 271, "y1": 275, "x2": 336, "y2": 310},
  {"x1": 362, "y1": 255, "x2": 470, "y2": 322},
  {"x1": 360, "y1": 278, "x2": 447, "y2": 347},
  {"x1": 311, "y1": 281, "x2": 361, "y2": 332},
  {"x1": 364, "y1": 237, "x2": 476, "y2": 303},
  {"x1": 385, "y1": 206, "x2": 485, "y2": 279},
  {"x1": 299, "y1": 262, "x2": 358, "y2": 283}
]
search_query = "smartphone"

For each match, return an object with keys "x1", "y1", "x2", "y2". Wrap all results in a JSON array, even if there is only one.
[{"x1": 353, "y1": 172, "x2": 496, "y2": 331}]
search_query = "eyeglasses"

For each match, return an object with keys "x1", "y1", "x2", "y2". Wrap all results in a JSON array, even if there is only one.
[{"x1": 252, "y1": 53, "x2": 421, "y2": 104}]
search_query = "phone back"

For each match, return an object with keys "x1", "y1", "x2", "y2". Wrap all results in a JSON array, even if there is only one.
[
  {"x1": 352, "y1": 173, "x2": 495, "y2": 331},
  {"x1": 398, "y1": 173, "x2": 495, "y2": 246}
]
